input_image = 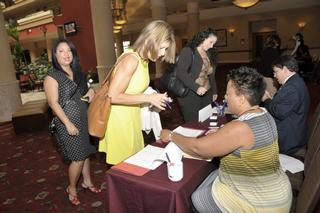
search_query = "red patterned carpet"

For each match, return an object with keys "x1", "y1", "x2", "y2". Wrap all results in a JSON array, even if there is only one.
[{"x1": 0, "y1": 121, "x2": 110, "y2": 212}]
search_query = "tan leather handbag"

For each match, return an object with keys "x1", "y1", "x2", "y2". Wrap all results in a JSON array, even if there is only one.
[
  {"x1": 88, "y1": 53, "x2": 131, "y2": 138},
  {"x1": 87, "y1": 75, "x2": 112, "y2": 138}
]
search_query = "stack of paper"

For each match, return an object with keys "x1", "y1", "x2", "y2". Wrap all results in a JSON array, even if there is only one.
[
  {"x1": 124, "y1": 145, "x2": 165, "y2": 170},
  {"x1": 172, "y1": 126, "x2": 211, "y2": 161},
  {"x1": 279, "y1": 154, "x2": 304, "y2": 173},
  {"x1": 113, "y1": 142, "x2": 183, "y2": 175},
  {"x1": 173, "y1": 126, "x2": 205, "y2": 137}
]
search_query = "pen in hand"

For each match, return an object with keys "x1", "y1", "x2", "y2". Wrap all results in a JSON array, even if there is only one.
[{"x1": 155, "y1": 89, "x2": 172, "y2": 110}]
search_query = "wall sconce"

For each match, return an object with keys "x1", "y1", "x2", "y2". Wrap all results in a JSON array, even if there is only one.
[
  {"x1": 27, "y1": 29, "x2": 32, "y2": 33},
  {"x1": 240, "y1": 38, "x2": 245, "y2": 46},
  {"x1": 228, "y1": 28, "x2": 236, "y2": 37},
  {"x1": 298, "y1": 22, "x2": 306, "y2": 32}
]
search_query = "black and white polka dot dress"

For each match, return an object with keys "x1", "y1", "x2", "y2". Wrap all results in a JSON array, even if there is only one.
[{"x1": 48, "y1": 69, "x2": 96, "y2": 161}]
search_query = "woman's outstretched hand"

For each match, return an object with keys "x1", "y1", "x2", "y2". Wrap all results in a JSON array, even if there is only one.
[
  {"x1": 160, "y1": 129, "x2": 171, "y2": 143},
  {"x1": 149, "y1": 92, "x2": 171, "y2": 110}
]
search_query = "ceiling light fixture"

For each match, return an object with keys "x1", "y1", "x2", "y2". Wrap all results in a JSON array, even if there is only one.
[{"x1": 233, "y1": 0, "x2": 259, "y2": 9}]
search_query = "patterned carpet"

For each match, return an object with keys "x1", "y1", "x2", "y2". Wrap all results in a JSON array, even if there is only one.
[{"x1": 0, "y1": 121, "x2": 110, "y2": 212}]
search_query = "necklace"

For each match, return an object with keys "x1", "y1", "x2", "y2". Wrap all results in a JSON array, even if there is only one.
[{"x1": 239, "y1": 105, "x2": 260, "y2": 116}]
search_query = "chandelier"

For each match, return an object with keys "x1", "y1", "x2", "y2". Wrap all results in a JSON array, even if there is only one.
[
  {"x1": 111, "y1": 0, "x2": 127, "y2": 25},
  {"x1": 233, "y1": 0, "x2": 259, "y2": 9}
]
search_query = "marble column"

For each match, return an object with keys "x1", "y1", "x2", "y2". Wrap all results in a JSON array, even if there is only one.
[
  {"x1": 46, "y1": 38, "x2": 53, "y2": 62},
  {"x1": 114, "y1": 30, "x2": 124, "y2": 58},
  {"x1": 28, "y1": 42, "x2": 38, "y2": 63},
  {"x1": 90, "y1": 0, "x2": 116, "y2": 83},
  {"x1": 150, "y1": 0, "x2": 167, "y2": 79},
  {"x1": 0, "y1": 9, "x2": 22, "y2": 122},
  {"x1": 187, "y1": 0, "x2": 199, "y2": 40}
]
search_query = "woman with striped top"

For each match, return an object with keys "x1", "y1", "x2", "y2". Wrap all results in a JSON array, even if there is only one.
[{"x1": 160, "y1": 67, "x2": 292, "y2": 212}]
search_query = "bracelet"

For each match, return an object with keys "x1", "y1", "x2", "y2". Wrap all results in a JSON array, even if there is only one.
[{"x1": 168, "y1": 131, "x2": 174, "y2": 141}]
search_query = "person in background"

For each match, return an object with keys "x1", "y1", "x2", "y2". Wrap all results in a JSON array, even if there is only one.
[
  {"x1": 160, "y1": 67, "x2": 292, "y2": 212},
  {"x1": 99, "y1": 20, "x2": 176, "y2": 165},
  {"x1": 175, "y1": 28, "x2": 218, "y2": 122},
  {"x1": 291, "y1": 33, "x2": 312, "y2": 74},
  {"x1": 261, "y1": 34, "x2": 281, "y2": 78},
  {"x1": 44, "y1": 39, "x2": 101, "y2": 206},
  {"x1": 262, "y1": 55, "x2": 310, "y2": 155},
  {"x1": 260, "y1": 34, "x2": 282, "y2": 97}
]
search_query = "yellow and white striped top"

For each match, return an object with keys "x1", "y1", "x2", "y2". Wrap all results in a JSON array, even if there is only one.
[{"x1": 212, "y1": 108, "x2": 292, "y2": 213}]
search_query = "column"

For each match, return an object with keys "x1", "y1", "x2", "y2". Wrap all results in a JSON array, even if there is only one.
[
  {"x1": 46, "y1": 38, "x2": 53, "y2": 62},
  {"x1": 114, "y1": 30, "x2": 123, "y2": 58},
  {"x1": 150, "y1": 0, "x2": 167, "y2": 79},
  {"x1": 187, "y1": 0, "x2": 199, "y2": 40},
  {"x1": 29, "y1": 42, "x2": 38, "y2": 63},
  {"x1": 0, "y1": 9, "x2": 22, "y2": 122},
  {"x1": 90, "y1": 0, "x2": 116, "y2": 83}
]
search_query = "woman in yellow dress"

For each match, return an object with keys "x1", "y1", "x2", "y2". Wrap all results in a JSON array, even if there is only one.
[{"x1": 99, "y1": 20, "x2": 176, "y2": 165}]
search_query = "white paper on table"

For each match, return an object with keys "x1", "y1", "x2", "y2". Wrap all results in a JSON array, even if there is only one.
[
  {"x1": 124, "y1": 145, "x2": 166, "y2": 170},
  {"x1": 198, "y1": 104, "x2": 214, "y2": 122},
  {"x1": 172, "y1": 126, "x2": 210, "y2": 161},
  {"x1": 279, "y1": 154, "x2": 304, "y2": 173},
  {"x1": 173, "y1": 126, "x2": 205, "y2": 138}
]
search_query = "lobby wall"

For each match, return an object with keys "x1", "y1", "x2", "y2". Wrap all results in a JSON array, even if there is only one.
[
  {"x1": 200, "y1": 6, "x2": 320, "y2": 63},
  {"x1": 53, "y1": 0, "x2": 97, "y2": 73}
]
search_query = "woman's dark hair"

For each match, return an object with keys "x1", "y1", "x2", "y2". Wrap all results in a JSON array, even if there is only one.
[
  {"x1": 271, "y1": 55, "x2": 299, "y2": 73},
  {"x1": 187, "y1": 27, "x2": 217, "y2": 49},
  {"x1": 295, "y1": 33, "x2": 304, "y2": 45},
  {"x1": 227, "y1": 66, "x2": 266, "y2": 106},
  {"x1": 51, "y1": 39, "x2": 83, "y2": 84}
]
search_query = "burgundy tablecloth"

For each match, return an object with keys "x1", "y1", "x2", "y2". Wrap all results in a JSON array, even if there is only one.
[
  {"x1": 106, "y1": 158, "x2": 215, "y2": 213},
  {"x1": 105, "y1": 115, "x2": 233, "y2": 213}
]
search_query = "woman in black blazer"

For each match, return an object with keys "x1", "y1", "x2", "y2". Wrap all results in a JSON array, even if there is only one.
[{"x1": 175, "y1": 28, "x2": 218, "y2": 122}]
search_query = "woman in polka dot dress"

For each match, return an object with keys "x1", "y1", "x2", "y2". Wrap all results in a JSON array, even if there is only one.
[{"x1": 44, "y1": 39, "x2": 101, "y2": 206}]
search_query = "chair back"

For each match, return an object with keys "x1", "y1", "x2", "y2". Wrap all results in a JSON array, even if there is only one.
[
  {"x1": 296, "y1": 148, "x2": 320, "y2": 213},
  {"x1": 304, "y1": 121, "x2": 320, "y2": 174},
  {"x1": 307, "y1": 102, "x2": 320, "y2": 141}
]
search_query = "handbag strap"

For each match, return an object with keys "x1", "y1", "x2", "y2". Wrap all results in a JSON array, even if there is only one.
[
  {"x1": 100, "y1": 51, "x2": 138, "y2": 86},
  {"x1": 61, "y1": 81, "x2": 79, "y2": 108}
]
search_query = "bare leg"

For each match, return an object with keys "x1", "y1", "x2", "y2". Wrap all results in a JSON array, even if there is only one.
[
  {"x1": 67, "y1": 160, "x2": 84, "y2": 204},
  {"x1": 82, "y1": 158, "x2": 93, "y2": 186},
  {"x1": 81, "y1": 158, "x2": 101, "y2": 193}
]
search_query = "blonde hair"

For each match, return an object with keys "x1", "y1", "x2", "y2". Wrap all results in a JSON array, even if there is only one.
[{"x1": 132, "y1": 20, "x2": 176, "y2": 63}]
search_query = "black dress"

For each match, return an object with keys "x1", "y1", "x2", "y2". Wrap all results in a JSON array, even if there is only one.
[{"x1": 48, "y1": 69, "x2": 96, "y2": 161}]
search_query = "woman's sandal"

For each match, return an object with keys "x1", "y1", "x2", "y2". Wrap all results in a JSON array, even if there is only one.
[
  {"x1": 81, "y1": 182, "x2": 102, "y2": 194},
  {"x1": 66, "y1": 187, "x2": 80, "y2": 206}
]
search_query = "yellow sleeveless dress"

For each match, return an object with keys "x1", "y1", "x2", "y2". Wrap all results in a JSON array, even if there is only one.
[{"x1": 99, "y1": 50, "x2": 149, "y2": 165}]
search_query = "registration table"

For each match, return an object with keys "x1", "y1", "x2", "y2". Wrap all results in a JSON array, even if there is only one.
[
  {"x1": 106, "y1": 155, "x2": 215, "y2": 213},
  {"x1": 105, "y1": 115, "x2": 231, "y2": 213}
]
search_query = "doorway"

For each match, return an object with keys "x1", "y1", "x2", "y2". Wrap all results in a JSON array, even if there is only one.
[{"x1": 252, "y1": 31, "x2": 277, "y2": 58}]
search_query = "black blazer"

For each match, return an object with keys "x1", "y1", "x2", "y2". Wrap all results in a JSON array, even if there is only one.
[
  {"x1": 175, "y1": 47, "x2": 217, "y2": 95},
  {"x1": 264, "y1": 74, "x2": 310, "y2": 155}
]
